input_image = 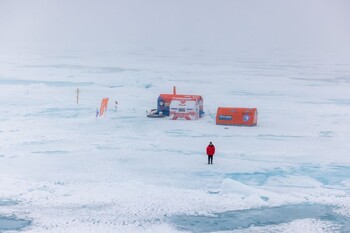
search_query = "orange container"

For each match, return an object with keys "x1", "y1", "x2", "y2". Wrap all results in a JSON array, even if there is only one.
[{"x1": 216, "y1": 107, "x2": 257, "y2": 126}]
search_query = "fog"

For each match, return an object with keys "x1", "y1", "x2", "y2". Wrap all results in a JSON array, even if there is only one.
[{"x1": 1, "y1": 0, "x2": 350, "y2": 54}]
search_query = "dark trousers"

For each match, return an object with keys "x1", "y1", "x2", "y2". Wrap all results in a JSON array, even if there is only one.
[{"x1": 208, "y1": 155, "x2": 213, "y2": 164}]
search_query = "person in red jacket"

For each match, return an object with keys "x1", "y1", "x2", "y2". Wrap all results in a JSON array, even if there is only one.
[{"x1": 206, "y1": 142, "x2": 215, "y2": 164}]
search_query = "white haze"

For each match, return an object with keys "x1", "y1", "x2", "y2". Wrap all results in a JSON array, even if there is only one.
[
  {"x1": 0, "y1": 0, "x2": 350, "y2": 55},
  {"x1": 1, "y1": 1, "x2": 350, "y2": 232}
]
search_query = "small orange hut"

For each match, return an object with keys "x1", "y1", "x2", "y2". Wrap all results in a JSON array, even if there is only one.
[
  {"x1": 216, "y1": 107, "x2": 258, "y2": 126},
  {"x1": 148, "y1": 86, "x2": 204, "y2": 118}
]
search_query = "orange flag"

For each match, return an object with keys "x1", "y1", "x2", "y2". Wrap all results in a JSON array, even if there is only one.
[{"x1": 99, "y1": 98, "x2": 109, "y2": 116}]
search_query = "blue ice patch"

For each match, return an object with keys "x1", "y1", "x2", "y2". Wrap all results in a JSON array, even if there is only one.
[
  {"x1": 169, "y1": 204, "x2": 349, "y2": 233},
  {"x1": 0, "y1": 216, "x2": 31, "y2": 231}
]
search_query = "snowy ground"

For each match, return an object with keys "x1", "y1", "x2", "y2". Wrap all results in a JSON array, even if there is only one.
[{"x1": 0, "y1": 49, "x2": 350, "y2": 232}]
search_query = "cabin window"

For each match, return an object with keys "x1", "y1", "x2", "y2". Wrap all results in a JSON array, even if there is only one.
[
  {"x1": 171, "y1": 108, "x2": 178, "y2": 110},
  {"x1": 179, "y1": 108, "x2": 186, "y2": 112},
  {"x1": 186, "y1": 108, "x2": 193, "y2": 111},
  {"x1": 219, "y1": 115, "x2": 232, "y2": 120}
]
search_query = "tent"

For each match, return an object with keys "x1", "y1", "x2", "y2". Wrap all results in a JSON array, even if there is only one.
[{"x1": 216, "y1": 107, "x2": 257, "y2": 126}]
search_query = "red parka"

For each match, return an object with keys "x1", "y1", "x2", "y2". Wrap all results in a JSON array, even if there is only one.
[{"x1": 206, "y1": 145, "x2": 215, "y2": 156}]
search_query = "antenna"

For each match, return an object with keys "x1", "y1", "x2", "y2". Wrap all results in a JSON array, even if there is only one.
[{"x1": 76, "y1": 88, "x2": 80, "y2": 104}]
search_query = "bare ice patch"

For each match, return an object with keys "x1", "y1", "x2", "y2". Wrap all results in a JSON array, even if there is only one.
[
  {"x1": 169, "y1": 204, "x2": 349, "y2": 233},
  {"x1": 0, "y1": 216, "x2": 31, "y2": 232},
  {"x1": 31, "y1": 150, "x2": 69, "y2": 155},
  {"x1": 0, "y1": 78, "x2": 93, "y2": 87},
  {"x1": 225, "y1": 164, "x2": 350, "y2": 187},
  {"x1": 0, "y1": 199, "x2": 18, "y2": 206}
]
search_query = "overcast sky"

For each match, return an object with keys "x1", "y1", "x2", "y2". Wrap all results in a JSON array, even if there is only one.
[{"x1": 0, "y1": 0, "x2": 349, "y2": 53}]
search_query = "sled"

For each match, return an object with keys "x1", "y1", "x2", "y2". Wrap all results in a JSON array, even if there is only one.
[{"x1": 146, "y1": 109, "x2": 166, "y2": 118}]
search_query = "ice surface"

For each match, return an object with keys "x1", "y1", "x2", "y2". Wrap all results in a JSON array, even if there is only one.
[
  {"x1": 0, "y1": 49, "x2": 349, "y2": 232},
  {"x1": 169, "y1": 204, "x2": 350, "y2": 232},
  {"x1": 0, "y1": 216, "x2": 31, "y2": 231}
]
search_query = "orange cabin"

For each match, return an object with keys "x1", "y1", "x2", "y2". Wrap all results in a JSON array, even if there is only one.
[
  {"x1": 216, "y1": 107, "x2": 258, "y2": 126},
  {"x1": 156, "y1": 86, "x2": 204, "y2": 117}
]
